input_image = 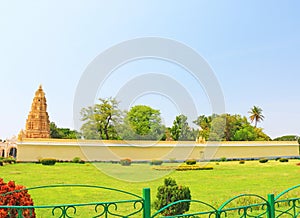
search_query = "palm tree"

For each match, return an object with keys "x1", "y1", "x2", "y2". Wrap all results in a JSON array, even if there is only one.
[{"x1": 248, "y1": 106, "x2": 264, "y2": 127}]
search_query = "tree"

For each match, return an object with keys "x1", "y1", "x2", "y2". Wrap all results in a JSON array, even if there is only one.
[
  {"x1": 194, "y1": 113, "x2": 270, "y2": 141},
  {"x1": 50, "y1": 122, "x2": 60, "y2": 138},
  {"x1": 273, "y1": 135, "x2": 298, "y2": 141},
  {"x1": 118, "y1": 105, "x2": 164, "y2": 140},
  {"x1": 193, "y1": 115, "x2": 212, "y2": 141},
  {"x1": 248, "y1": 106, "x2": 264, "y2": 127},
  {"x1": 232, "y1": 125, "x2": 257, "y2": 141},
  {"x1": 80, "y1": 97, "x2": 121, "y2": 140},
  {"x1": 50, "y1": 122, "x2": 80, "y2": 139},
  {"x1": 209, "y1": 115, "x2": 226, "y2": 141},
  {"x1": 170, "y1": 115, "x2": 196, "y2": 141}
]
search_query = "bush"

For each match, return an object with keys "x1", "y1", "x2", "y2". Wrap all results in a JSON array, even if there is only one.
[
  {"x1": 279, "y1": 158, "x2": 289, "y2": 162},
  {"x1": 120, "y1": 158, "x2": 131, "y2": 166},
  {"x1": 185, "y1": 159, "x2": 197, "y2": 165},
  {"x1": 239, "y1": 160, "x2": 245, "y2": 164},
  {"x1": 176, "y1": 165, "x2": 213, "y2": 171},
  {"x1": 220, "y1": 157, "x2": 227, "y2": 162},
  {"x1": 41, "y1": 158, "x2": 56, "y2": 165},
  {"x1": 3, "y1": 157, "x2": 16, "y2": 164},
  {"x1": 72, "y1": 157, "x2": 81, "y2": 163},
  {"x1": 259, "y1": 158, "x2": 268, "y2": 163},
  {"x1": 0, "y1": 160, "x2": 3, "y2": 166},
  {"x1": 154, "y1": 178, "x2": 191, "y2": 216},
  {"x1": 0, "y1": 178, "x2": 35, "y2": 217},
  {"x1": 150, "y1": 160, "x2": 163, "y2": 165},
  {"x1": 169, "y1": 158, "x2": 177, "y2": 163}
]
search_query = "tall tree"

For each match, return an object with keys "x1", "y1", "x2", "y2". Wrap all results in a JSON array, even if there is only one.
[
  {"x1": 50, "y1": 122, "x2": 80, "y2": 139},
  {"x1": 119, "y1": 105, "x2": 164, "y2": 140},
  {"x1": 248, "y1": 106, "x2": 264, "y2": 127},
  {"x1": 194, "y1": 113, "x2": 270, "y2": 141},
  {"x1": 80, "y1": 97, "x2": 121, "y2": 140},
  {"x1": 170, "y1": 114, "x2": 196, "y2": 141}
]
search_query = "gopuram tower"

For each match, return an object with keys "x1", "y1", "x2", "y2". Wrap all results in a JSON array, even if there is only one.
[{"x1": 24, "y1": 85, "x2": 50, "y2": 138}]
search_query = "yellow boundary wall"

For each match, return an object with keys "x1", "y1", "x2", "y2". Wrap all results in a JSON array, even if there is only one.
[{"x1": 16, "y1": 139, "x2": 299, "y2": 162}]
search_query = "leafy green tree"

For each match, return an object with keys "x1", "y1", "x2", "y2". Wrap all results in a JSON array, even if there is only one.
[
  {"x1": 273, "y1": 135, "x2": 298, "y2": 141},
  {"x1": 248, "y1": 106, "x2": 264, "y2": 127},
  {"x1": 194, "y1": 113, "x2": 270, "y2": 141},
  {"x1": 170, "y1": 115, "x2": 196, "y2": 141},
  {"x1": 254, "y1": 128, "x2": 271, "y2": 141},
  {"x1": 193, "y1": 115, "x2": 212, "y2": 140},
  {"x1": 80, "y1": 97, "x2": 121, "y2": 140},
  {"x1": 50, "y1": 122, "x2": 80, "y2": 139},
  {"x1": 209, "y1": 115, "x2": 226, "y2": 141},
  {"x1": 50, "y1": 122, "x2": 60, "y2": 138},
  {"x1": 232, "y1": 125, "x2": 257, "y2": 141},
  {"x1": 118, "y1": 105, "x2": 164, "y2": 140}
]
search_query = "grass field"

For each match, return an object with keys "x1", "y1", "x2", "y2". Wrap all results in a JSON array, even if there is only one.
[{"x1": 1, "y1": 160, "x2": 300, "y2": 217}]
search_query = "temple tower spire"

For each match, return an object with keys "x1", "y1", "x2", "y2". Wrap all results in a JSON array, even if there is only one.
[{"x1": 25, "y1": 85, "x2": 50, "y2": 138}]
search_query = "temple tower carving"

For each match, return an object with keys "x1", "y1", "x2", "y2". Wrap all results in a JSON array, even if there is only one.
[{"x1": 25, "y1": 85, "x2": 50, "y2": 138}]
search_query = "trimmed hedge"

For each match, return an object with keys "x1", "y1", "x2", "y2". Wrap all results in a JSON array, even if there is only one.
[
  {"x1": 0, "y1": 157, "x2": 16, "y2": 165},
  {"x1": 150, "y1": 160, "x2": 163, "y2": 165},
  {"x1": 72, "y1": 157, "x2": 81, "y2": 163},
  {"x1": 279, "y1": 158, "x2": 289, "y2": 162},
  {"x1": 185, "y1": 159, "x2": 197, "y2": 165},
  {"x1": 259, "y1": 158, "x2": 268, "y2": 163},
  {"x1": 176, "y1": 165, "x2": 213, "y2": 171},
  {"x1": 152, "y1": 165, "x2": 213, "y2": 171},
  {"x1": 239, "y1": 160, "x2": 245, "y2": 164},
  {"x1": 41, "y1": 158, "x2": 57, "y2": 165},
  {"x1": 120, "y1": 158, "x2": 131, "y2": 166}
]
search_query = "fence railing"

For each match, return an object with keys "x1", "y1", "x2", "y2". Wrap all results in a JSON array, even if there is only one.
[{"x1": 0, "y1": 184, "x2": 300, "y2": 217}]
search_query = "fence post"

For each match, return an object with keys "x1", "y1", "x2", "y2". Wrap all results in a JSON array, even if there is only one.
[
  {"x1": 143, "y1": 188, "x2": 151, "y2": 218},
  {"x1": 267, "y1": 194, "x2": 275, "y2": 218}
]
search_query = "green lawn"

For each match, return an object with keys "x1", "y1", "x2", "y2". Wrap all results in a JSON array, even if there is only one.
[{"x1": 1, "y1": 160, "x2": 300, "y2": 217}]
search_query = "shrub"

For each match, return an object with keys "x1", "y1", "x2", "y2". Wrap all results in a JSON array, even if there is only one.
[
  {"x1": 0, "y1": 160, "x2": 3, "y2": 166},
  {"x1": 0, "y1": 178, "x2": 35, "y2": 217},
  {"x1": 41, "y1": 158, "x2": 56, "y2": 165},
  {"x1": 259, "y1": 158, "x2": 268, "y2": 163},
  {"x1": 185, "y1": 159, "x2": 197, "y2": 165},
  {"x1": 176, "y1": 165, "x2": 213, "y2": 171},
  {"x1": 239, "y1": 160, "x2": 245, "y2": 164},
  {"x1": 79, "y1": 160, "x2": 85, "y2": 164},
  {"x1": 279, "y1": 158, "x2": 289, "y2": 162},
  {"x1": 120, "y1": 158, "x2": 131, "y2": 166},
  {"x1": 3, "y1": 157, "x2": 16, "y2": 164},
  {"x1": 169, "y1": 158, "x2": 177, "y2": 163},
  {"x1": 150, "y1": 160, "x2": 163, "y2": 165},
  {"x1": 154, "y1": 177, "x2": 191, "y2": 216},
  {"x1": 220, "y1": 157, "x2": 227, "y2": 162},
  {"x1": 72, "y1": 157, "x2": 81, "y2": 163}
]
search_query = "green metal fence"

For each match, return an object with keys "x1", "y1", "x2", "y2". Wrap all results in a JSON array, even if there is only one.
[
  {"x1": 0, "y1": 184, "x2": 300, "y2": 217},
  {"x1": 151, "y1": 184, "x2": 300, "y2": 218}
]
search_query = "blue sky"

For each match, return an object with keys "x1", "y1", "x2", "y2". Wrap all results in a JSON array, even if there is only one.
[{"x1": 0, "y1": 1, "x2": 299, "y2": 139}]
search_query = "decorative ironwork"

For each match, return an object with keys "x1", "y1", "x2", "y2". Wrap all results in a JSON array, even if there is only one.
[
  {"x1": 275, "y1": 184, "x2": 300, "y2": 218},
  {"x1": 151, "y1": 199, "x2": 219, "y2": 218},
  {"x1": 218, "y1": 194, "x2": 269, "y2": 218},
  {"x1": 0, "y1": 184, "x2": 145, "y2": 218},
  {"x1": 1, "y1": 184, "x2": 300, "y2": 218}
]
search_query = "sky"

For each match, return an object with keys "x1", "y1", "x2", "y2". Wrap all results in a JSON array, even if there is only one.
[{"x1": 0, "y1": 0, "x2": 299, "y2": 140}]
